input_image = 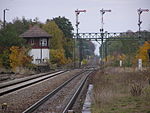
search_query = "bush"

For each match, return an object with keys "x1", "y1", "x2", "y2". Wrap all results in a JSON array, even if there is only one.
[
  {"x1": 82, "y1": 59, "x2": 87, "y2": 65},
  {"x1": 0, "y1": 49, "x2": 11, "y2": 69},
  {"x1": 50, "y1": 49, "x2": 68, "y2": 67},
  {"x1": 130, "y1": 83, "x2": 143, "y2": 96},
  {"x1": 9, "y1": 46, "x2": 32, "y2": 72}
]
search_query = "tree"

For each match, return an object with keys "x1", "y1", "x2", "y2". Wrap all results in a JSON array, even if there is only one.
[
  {"x1": 52, "y1": 16, "x2": 74, "y2": 38},
  {"x1": 50, "y1": 49, "x2": 68, "y2": 67},
  {"x1": 0, "y1": 27, "x2": 26, "y2": 53},
  {"x1": 42, "y1": 20, "x2": 64, "y2": 49},
  {"x1": 135, "y1": 41, "x2": 150, "y2": 66},
  {"x1": 82, "y1": 40, "x2": 95, "y2": 58},
  {"x1": 0, "y1": 49, "x2": 10, "y2": 69},
  {"x1": 99, "y1": 31, "x2": 141, "y2": 66},
  {"x1": 46, "y1": 17, "x2": 74, "y2": 59},
  {"x1": 9, "y1": 46, "x2": 32, "y2": 71},
  {"x1": 0, "y1": 20, "x2": 2, "y2": 29},
  {"x1": 8, "y1": 17, "x2": 34, "y2": 35},
  {"x1": 0, "y1": 17, "x2": 34, "y2": 70},
  {"x1": 1, "y1": 17, "x2": 41, "y2": 38},
  {"x1": 63, "y1": 38, "x2": 74, "y2": 58},
  {"x1": 0, "y1": 17, "x2": 40, "y2": 52}
]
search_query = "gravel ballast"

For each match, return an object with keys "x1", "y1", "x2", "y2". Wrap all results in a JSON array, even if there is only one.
[
  {"x1": 33, "y1": 71, "x2": 90, "y2": 113},
  {"x1": 0, "y1": 69, "x2": 81, "y2": 113}
]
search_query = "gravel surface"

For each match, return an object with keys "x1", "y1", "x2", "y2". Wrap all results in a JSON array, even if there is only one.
[
  {"x1": 0, "y1": 69, "x2": 81, "y2": 113},
  {"x1": 0, "y1": 70, "x2": 56, "y2": 83},
  {"x1": 33, "y1": 71, "x2": 90, "y2": 113}
]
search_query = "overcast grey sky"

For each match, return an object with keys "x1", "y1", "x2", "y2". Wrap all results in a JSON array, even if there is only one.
[{"x1": 0, "y1": 0, "x2": 150, "y2": 55}]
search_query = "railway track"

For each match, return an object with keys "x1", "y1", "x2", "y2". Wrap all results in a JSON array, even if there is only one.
[
  {"x1": 0, "y1": 70, "x2": 67, "y2": 96},
  {"x1": 22, "y1": 70, "x2": 94, "y2": 113},
  {"x1": 62, "y1": 71, "x2": 93, "y2": 113}
]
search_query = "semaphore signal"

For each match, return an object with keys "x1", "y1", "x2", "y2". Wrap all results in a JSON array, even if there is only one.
[{"x1": 137, "y1": 8, "x2": 149, "y2": 38}]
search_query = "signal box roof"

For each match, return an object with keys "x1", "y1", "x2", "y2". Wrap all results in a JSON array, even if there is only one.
[{"x1": 20, "y1": 25, "x2": 51, "y2": 38}]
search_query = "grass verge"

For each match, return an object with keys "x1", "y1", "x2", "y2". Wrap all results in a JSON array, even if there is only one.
[{"x1": 91, "y1": 67, "x2": 150, "y2": 113}]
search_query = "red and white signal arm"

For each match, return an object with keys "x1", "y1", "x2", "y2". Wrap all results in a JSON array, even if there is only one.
[
  {"x1": 100, "y1": 9, "x2": 111, "y2": 13},
  {"x1": 104, "y1": 10, "x2": 111, "y2": 12},
  {"x1": 75, "y1": 10, "x2": 86, "y2": 13},
  {"x1": 138, "y1": 8, "x2": 149, "y2": 12}
]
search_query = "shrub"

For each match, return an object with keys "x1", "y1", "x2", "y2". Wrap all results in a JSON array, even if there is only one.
[
  {"x1": 130, "y1": 82, "x2": 143, "y2": 96},
  {"x1": 50, "y1": 49, "x2": 68, "y2": 67},
  {"x1": 135, "y1": 41, "x2": 150, "y2": 66},
  {"x1": 82, "y1": 59, "x2": 87, "y2": 65},
  {"x1": 0, "y1": 49, "x2": 11, "y2": 69},
  {"x1": 9, "y1": 46, "x2": 32, "y2": 72}
]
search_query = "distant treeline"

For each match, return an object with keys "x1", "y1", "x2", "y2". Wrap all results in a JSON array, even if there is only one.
[{"x1": 99, "y1": 31, "x2": 150, "y2": 67}]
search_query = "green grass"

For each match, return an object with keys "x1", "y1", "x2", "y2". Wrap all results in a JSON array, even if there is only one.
[
  {"x1": 91, "y1": 68, "x2": 150, "y2": 113},
  {"x1": 93, "y1": 96, "x2": 150, "y2": 113}
]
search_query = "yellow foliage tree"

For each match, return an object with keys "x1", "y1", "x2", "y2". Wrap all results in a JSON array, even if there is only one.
[
  {"x1": 50, "y1": 49, "x2": 69, "y2": 66},
  {"x1": 118, "y1": 54, "x2": 126, "y2": 61},
  {"x1": 42, "y1": 21, "x2": 64, "y2": 49},
  {"x1": 9, "y1": 46, "x2": 32, "y2": 71},
  {"x1": 135, "y1": 41, "x2": 150, "y2": 66}
]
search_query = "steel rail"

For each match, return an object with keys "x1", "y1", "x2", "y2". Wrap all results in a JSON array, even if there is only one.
[
  {"x1": 0, "y1": 71, "x2": 67, "y2": 96},
  {"x1": 22, "y1": 70, "x2": 87, "y2": 113},
  {"x1": 62, "y1": 70, "x2": 94, "y2": 113},
  {"x1": 0, "y1": 70, "x2": 63, "y2": 89}
]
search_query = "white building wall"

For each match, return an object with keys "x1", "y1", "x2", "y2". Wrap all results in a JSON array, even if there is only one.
[{"x1": 29, "y1": 48, "x2": 49, "y2": 64}]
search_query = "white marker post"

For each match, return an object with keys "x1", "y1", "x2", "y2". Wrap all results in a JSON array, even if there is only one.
[
  {"x1": 120, "y1": 60, "x2": 122, "y2": 67},
  {"x1": 138, "y1": 59, "x2": 142, "y2": 71}
]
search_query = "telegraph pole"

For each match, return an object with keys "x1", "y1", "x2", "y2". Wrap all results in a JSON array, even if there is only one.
[
  {"x1": 75, "y1": 9, "x2": 86, "y2": 68},
  {"x1": 40, "y1": 39, "x2": 43, "y2": 63},
  {"x1": 100, "y1": 8, "x2": 111, "y2": 63},
  {"x1": 3, "y1": 8, "x2": 9, "y2": 28},
  {"x1": 137, "y1": 8, "x2": 149, "y2": 38}
]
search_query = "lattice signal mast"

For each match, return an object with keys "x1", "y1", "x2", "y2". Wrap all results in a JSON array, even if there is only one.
[
  {"x1": 99, "y1": 9, "x2": 111, "y2": 60},
  {"x1": 75, "y1": 9, "x2": 86, "y2": 38},
  {"x1": 100, "y1": 9, "x2": 111, "y2": 34},
  {"x1": 75, "y1": 9, "x2": 86, "y2": 68},
  {"x1": 137, "y1": 8, "x2": 149, "y2": 38}
]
